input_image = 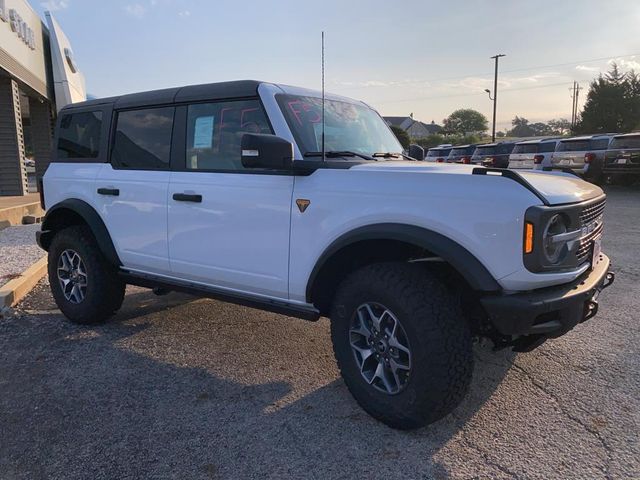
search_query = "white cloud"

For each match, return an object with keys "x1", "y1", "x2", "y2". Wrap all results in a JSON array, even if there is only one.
[
  {"x1": 609, "y1": 56, "x2": 640, "y2": 72},
  {"x1": 178, "y1": 10, "x2": 191, "y2": 17},
  {"x1": 575, "y1": 65, "x2": 599, "y2": 72},
  {"x1": 124, "y1": 3, "x2": 146, "y2": 17},
  {"x1": 41, "y1": 0, "x2": 69, "y2": 10}
]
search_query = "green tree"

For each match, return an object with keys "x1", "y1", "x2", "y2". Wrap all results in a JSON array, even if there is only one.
[
  {"x1": 442, "y1": 109, "x2": 488, "y2": 135},
  {"x1": 390, "y1": 125, "x2": 411, "y2": 149},
  {"x1": 507, "y1": 116, "x2": 534, "y2": 137},
  {"x1": 548, "y1": 118, "x2": 571, "y2": 135},
  {"x1": 576, "y1": 63, "x2": 640, "y2": 134}
]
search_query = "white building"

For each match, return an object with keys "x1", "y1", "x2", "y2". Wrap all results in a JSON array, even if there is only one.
[{"x1": 0, "y1": 0, "x2": 85, "y2": 196}]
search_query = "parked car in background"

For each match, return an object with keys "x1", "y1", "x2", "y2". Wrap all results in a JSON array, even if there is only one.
[
  {"x1": 425, "y1": 145, "x2": 452, "y2": 162},
  {"x1": 446, "y1": 144, "x2": 478, "y2": 164},
  {"x1": 551, "y1": 134, "x2": 613, "y2": 183},
  {"x1": 471, "y1": 142, "x2": 515, "y2": 168},
  {"x1": 508, "y1": 138, "x2": 560, "y2": 170},
  {"x1": 603, "y1": 132, "x2": 640, "y2": 185}
]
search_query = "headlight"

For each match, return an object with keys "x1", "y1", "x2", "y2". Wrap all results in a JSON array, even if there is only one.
[
  {"x1": 542, "y1": 213, "x2": 570, "y2": 264},
  {"x1": 523, "y1": 204, "x2": 584, "y2": 272}
]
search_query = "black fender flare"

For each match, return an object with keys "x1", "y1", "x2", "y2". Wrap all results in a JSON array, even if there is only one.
[
  {"x1": 306, "y1": 223, "x2": 501, "y2": 302},
  {"x1": 40, "y1": 199, "x2": 121, "y2": 266}
]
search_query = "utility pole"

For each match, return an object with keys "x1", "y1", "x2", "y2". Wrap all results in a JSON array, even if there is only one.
[
  {"x1": 490, "y1": 54, "x2": 505, "y2": 142},
  {"x1": 574, "y1": 83, "x2": 582, "y2": 127},
  {"x1": 570, "y1": 82, "x2": 583, "y2": 129},
  {"x1": 570, "y1": 81, "x2": 576, "y2": 127}
]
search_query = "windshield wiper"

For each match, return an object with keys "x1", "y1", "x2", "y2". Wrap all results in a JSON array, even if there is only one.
[
  {"x1": 373, "y1": 152, "x2": 415, "y2": 161},
  {"x1": 304, "y1": 150, "x2": 375, "y2": 161}
]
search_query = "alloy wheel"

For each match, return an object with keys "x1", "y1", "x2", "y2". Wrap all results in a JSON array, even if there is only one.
[
  {"x1": 57, "y1": 249, "x2": 88, "y2": 304},
  {"x1": 349, "y1": 302, "x2": 412, "y2": 395}
]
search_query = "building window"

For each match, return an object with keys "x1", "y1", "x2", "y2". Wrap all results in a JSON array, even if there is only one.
[
  {"x1": 57, "y1": 111, "x2": 102, "y2": 159},
  {"x1": 185, "y1": 99, "x2": 271, "y2": 171},
  {"x1": 111, "y1": 107, "x2": 175, "y2": 170}
]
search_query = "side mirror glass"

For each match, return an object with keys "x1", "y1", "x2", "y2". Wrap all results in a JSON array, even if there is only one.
[
  {"x1": 241, "y1": 133, "x2": 294, "y2": 170},
  {"x1": 408, "y1": 144, "x2": 425, "y2": 161}
]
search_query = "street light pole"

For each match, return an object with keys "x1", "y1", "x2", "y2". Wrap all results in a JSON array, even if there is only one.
[{"x1": 490, "y1": 54, "x2": 505, "y2": 142}]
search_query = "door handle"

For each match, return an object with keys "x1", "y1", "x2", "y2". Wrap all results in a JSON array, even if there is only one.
[
  {"x1": 97, "y1": 187, "x2": 120, "y2": 196},
  {"x1": 173, "y1": 193, "x2": 202, "y2": 203}
]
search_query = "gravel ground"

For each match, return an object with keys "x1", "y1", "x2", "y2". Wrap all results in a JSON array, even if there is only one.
[
  {"x1": 0, "y1": 224, "x2": 44, "y2": 287},
  {"x1": 0, "y1": 187, "x2": 638, "y2": 479}
]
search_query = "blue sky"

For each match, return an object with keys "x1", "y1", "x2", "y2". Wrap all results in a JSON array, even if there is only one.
[{"x1": 37, "y1": 0, "x2": 640, "y2": 131}]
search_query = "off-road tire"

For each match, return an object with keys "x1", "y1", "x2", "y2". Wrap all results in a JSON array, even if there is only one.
[
  {"x1": 48, "y1": 225, "x2": 125, "y2": 324},
  {"x1": 330, "y1": 262, "x2": 473, "y2": 429}
]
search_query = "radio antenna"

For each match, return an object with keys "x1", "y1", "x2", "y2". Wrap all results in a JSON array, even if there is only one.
[{"x1": 321, "y1": 31, "x2": 325, "y2": 162}]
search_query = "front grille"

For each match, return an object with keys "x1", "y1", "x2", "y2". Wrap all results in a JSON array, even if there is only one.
[
  {"x1": 580, "y1": 198, "x2": 606, "y2": 226},
  {"x1": 575, "y1": 197, "x2": 606, "y2": 264},
  {"x1": 576, "y1": 222, "x2": 603, "y2": 263}
]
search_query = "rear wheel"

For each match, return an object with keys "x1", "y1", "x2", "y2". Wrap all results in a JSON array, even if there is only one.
[
  {"x1": 330, "y1": 262, "x2": 473, "y2": 429},
  {"x1": 48, "y1": 225, "x2": 125, "y2": 324}
]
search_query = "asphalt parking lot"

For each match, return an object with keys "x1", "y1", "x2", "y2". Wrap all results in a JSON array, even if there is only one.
[{"x1": 1, "y1": 187, "x2": 639, "y2": 480}]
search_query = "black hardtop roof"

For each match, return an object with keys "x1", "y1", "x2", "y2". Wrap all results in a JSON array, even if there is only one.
[{"x1": 62, "y1": 80, "x2": 264, "y2": 111}]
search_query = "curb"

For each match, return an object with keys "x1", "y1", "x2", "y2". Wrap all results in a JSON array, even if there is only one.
[{"x1": 0, "y1": 257, "x2": 47, "y2": 308}]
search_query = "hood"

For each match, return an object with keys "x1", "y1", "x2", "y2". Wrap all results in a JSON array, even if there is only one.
[{"x1": 349, "y1": 161, "x2": 603, "y2": 205}]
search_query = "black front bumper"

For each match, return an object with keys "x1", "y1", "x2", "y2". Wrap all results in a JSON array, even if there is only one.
[{"x1": 481, "y1": 255, "x2": 614, "y2": 349}]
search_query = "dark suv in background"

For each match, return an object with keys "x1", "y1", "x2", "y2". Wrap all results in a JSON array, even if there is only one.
[
  {"x1": 552, "y1": 134, "x2": 612, "y2": 183},
  {"x1": 424, "y1": 145, "x2": 453, "y2": 162},
  {"x1": 471, "y1": 142, "x2": 515, "y2": 168},
  {"x1": 446, "y1": 144, "x2": 478, "y2": 164},
  {"x1": 603, "y1": 133, "x2": 640, "y2": 185}
]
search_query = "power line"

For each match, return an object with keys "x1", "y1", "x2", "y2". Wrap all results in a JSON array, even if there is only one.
[
  {"x1": 336, "y1": 52, "x2": 640, "y2": 91},
  {"x1": 375, "y1": 81, "x2": 573, "y2": 105}
]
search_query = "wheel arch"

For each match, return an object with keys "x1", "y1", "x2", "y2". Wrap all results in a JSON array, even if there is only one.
[
  {"x1": 40, "y1": 199, "x2": 121, "y2": 266},
  {"x1": 306, "y1": 223, "x2": 501, "y2": 314}
]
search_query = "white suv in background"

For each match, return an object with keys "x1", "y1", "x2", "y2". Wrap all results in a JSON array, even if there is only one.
[
  {"x1": 37, "y1": 80, "x2": 614, "y2": 430},
  {"x1": 509, "y1": 138, "x2": 560, "y2": 170}
]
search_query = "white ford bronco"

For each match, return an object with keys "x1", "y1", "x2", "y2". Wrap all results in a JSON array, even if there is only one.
[{"x1": 37, "y1": 80, "x2": 615, "y2": 429}]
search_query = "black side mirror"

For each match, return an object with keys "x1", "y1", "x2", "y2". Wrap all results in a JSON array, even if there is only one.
[
  {"x1": 408, "y1": 144, "x2": 425, "y2": 161},
  {"x1": 241, "y1": 133, "x2": 294, "y2": 170}
]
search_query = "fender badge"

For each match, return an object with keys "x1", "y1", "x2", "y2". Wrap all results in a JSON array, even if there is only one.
[{"x1": 296, "y1": 199, "x2": 311, "y2": 213}]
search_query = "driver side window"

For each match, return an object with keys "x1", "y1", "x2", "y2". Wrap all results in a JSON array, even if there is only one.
[{"x1": 186, "y1": 99, "x2": 271, "y2": 171}]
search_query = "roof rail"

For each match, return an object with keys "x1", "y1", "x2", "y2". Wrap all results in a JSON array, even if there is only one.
[
  {"x1": 541, "y1": 166, "x2": 581, "y2": 177},
  {"x1": 472, "y1": 167, "x2": 550, "y2": 206}
]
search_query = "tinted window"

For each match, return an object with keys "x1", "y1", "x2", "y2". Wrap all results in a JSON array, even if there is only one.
[
  {"x1": 450, "y1": 146, "x2": 474, "y2": 156},
  {"x1": 186, "y1": 99, "x2": 271, "y2": 171},
  {"x1": 590, "y1": 138, "x2": 610, "y2": 150},
  {"x1": 610, "y1": 136, "x2": 640, "y2": 149},
  {"x1": 497, "y1": 143, "x2": 515, "y2": 154},
  {"x1": 426, "y1": 148, "x2": 451, "y2": 157},
  {"x1": 539, "y1": 141, "x2": 557, "y2": 153},
  {"x1": 57, "y1": 111, "x2": 102, "y2": 159},
  {"x1": 112, "y1": 107, "x2": 175, "y2": 170},
  {"x1": 558, "y1": 140, "x2": 590, "y2": 152},
  {"x1": 476, "y1": 145, "x2": 497, "y2": 155}
]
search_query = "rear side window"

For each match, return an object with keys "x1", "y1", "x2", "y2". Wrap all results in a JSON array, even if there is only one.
[
  {"x1": 185, "y1": 99, "x2": 271, "y2": 171},
  {"x1": 609, "y1": 136, "x2": 640, "y2": 149},
  {"x1": 112, "y1": 107, "x2": 175, "y2": 170},
  {"x1": 539, "y1": 142, "x2": 557, "y2": 153},
  {"x1": 57, "y1": 110, "x2": 103, "y2": 159},
  {"x1": 590, "y1": 138, "x2": 610, "y2": 150}
]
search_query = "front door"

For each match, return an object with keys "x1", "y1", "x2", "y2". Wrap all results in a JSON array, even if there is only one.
[
  {"x1": 167, "y1": 99, "x2": 293, "y2": 299},
  {"x1": 94, "y1": 106, "x2": 175, "y2": 274}
]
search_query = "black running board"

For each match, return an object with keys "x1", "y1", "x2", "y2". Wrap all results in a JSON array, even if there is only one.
[{"x1": 119, "y1": 270, "x2": 321, "y2": 321}]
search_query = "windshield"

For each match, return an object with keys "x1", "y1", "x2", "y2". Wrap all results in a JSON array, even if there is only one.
[
  {"x1": 450, "y1": 146, "x2": 473, "y2": 156},
  {"x1": 276, "y1": 94, "x2": 402, "y2": 157},
  {"x1": 426, "y1": 148, "x2": 451, "y2": 157},
  {"x1": 558, "y1": 140, "x2": 590, "y2": 152},
  {"x1": 610, "y1": 135, "x2": 640, "y2": 149},
  {"x1": 512, "y1": 143, "x2": 539, "y2": 154}
]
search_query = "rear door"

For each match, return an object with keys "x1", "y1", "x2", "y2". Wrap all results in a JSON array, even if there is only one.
[
  {"x1": 167, "y1": 99, "x2": 294, "y2": 299},
  {"x1": 94, "y1": 106, "x2": 174, "y2": 274}
]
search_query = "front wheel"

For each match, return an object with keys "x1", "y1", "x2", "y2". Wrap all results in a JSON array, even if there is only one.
[
  {"x1": 48, "y1": 225, "x2": 125, "y2": 324},
  {"x1": 330, "y1": 262, "x2": 473, "y2": 429}
]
